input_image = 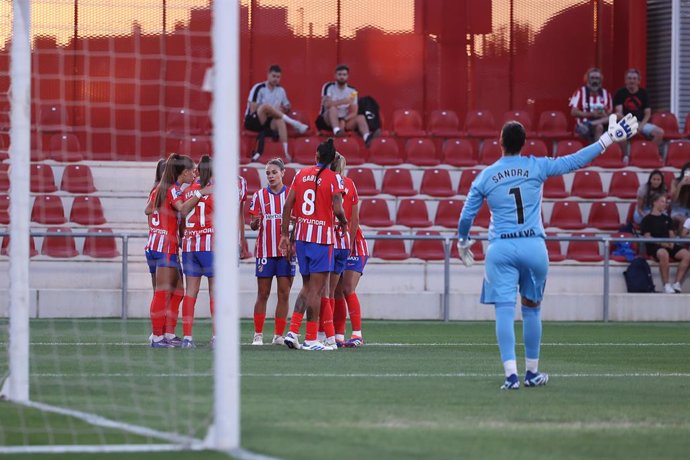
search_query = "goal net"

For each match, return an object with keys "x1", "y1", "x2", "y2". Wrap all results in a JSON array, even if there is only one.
[{"x1": 0, "y1": 0, "x2": 240, "y2": 453}]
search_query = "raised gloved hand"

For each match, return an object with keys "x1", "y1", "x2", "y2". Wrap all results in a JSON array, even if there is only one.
[
  {"x1": 598, "y1": 113, "x2": 638, "y2": 149},
  {"x1": 457, "y1": 238, "x2": 475, "y2": 268}
]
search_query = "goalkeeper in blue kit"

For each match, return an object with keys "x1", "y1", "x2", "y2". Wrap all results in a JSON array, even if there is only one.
[{"x1": 457, "y1": 114, "x2": 638, "y2": 390}]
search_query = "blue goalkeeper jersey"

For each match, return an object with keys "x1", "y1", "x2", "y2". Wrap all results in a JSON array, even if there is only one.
[{"x1": 458, "y1": 142, "x2": 604, "y2": 242}]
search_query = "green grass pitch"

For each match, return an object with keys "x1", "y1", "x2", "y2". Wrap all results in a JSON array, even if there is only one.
[{"x1": 1, "y1": 320, "x2": 689, "y2": 460}]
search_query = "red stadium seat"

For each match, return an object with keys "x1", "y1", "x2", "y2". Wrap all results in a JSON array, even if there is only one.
[
  {"x1": 286, "y1": 109, "x2": 312, "y2": 137},
  {"x1": 240, "y1": 137, "x2": 251, "y2": 164},
  {"x1": 587, "y1": 202, "x2": 621, "y2": 230},
  {"x1": 501, "y1": 110, "x2": 536, "y2": 137},
  {"x1": 359, "y1": 199, "x2": 393, "y2": 227},
  {"x1": 396, "y1": 199, "x2": 432, "y2": 227},
  {"x1": 239, "y1": 167, "x2": 261, "y2": 196},
  {"x1": 372, "y1": 230, "x2": 408, "y2": 260},
  {"x1": 369, "y1": 137, "x2": 403, "y2": 166},
  {"x1": 30, "y1": 164, "x2": 57, "y2": 193},
  {"x1": 590, "y1": 142, "x2": 625, "y2": 168},
  {"x1": 30, "y1": 133, "x2": 50, "y2": 162},
  {"x1": 0, "y1": 195, "x2": 8, "y2": 224},
  {"x1": 474, "y1": 203, "x2": 491, "y2": 228},
  {"x1": 411, "y1": 230, "x2": 445, "y2": 260},
  {"x1": 82, "y1": 227, "x2": 120, "y2": 258},
  {"x1": 545, "y1": 234, "x2": 565, "y2": 262},
  {"x1": 166, "y1": 108, "x2": 204, "y2": 135},
  {"x1": 282, "y1": 167, "x2": 296, "y2": 187},
  {"x1": 524, "y1": 139, "x2": 549, "y2": 157},
  {"x1": 608, "y1": 171, "x2": 640, "y2": 199},
  {"x1": 256, "y1": 141, "x2": 288, "y2": 164},
  {"x1": 381, "y1": 168, "x2": 415, "y2": 197},
  {"x1": 393, "y1": 109, "x2": 426, "y2": 137},
  {"x1": 457, "y1": 169, "x2": 481, "y2": 195},
  {"x1": 177, "y1": 136, "x2": 212, "y2": 160},
  {"x1": 555, "y1": 139, "x2": 583, "y2": 156},
  {"x1": 629, "y1": 141, "x2": 662, "y2": 168},
  {"x1": 48, "y1": 133, "x2": 84, "y2": 162},
  {"x1": 405, "y1": 138, "x2": 439, "y2": 166},
  {"x1": 41, "y1": 227, "x2": 79, "y2": 258},
  {"x1": 537, "y1": 110, "x2": 570, "y2": 139},
  {"x1": 334, "y1": 137, "x2": 366, "y2": 165},
  {"x1": 685, "y1": 113, "x2": 690, "y2": 138},
  {"x1": 543, "y1": 175, "x2": 568, "y2": 199},
  {"x1": 1, "y1": 234, "x2": 38, "y2": 257},
  {"x1": 450, "y1": 237, "x2": 485, "y2": 261},
  {"x1": 441, "y1": 138, "x2": 477, "y2": 167},
  {"x1": 428, "y1": 110, "x2": 462, "y2": 137},
  {"x1": 650, "y1": 111, "x2": 682, "y2": 140},
  {"x1": 70, "y1": 196, "x2": 107, "y2": 225},
  {"x1": 346, "y1": 167, "x2": 379, "y2": 196},
  {"x1": 419, "y1": 168, "x2": 454, "y2": 197},
  {"x1": 566, "y1": 233, "x2": 603, "y2": 262},
  {"x1": 434, "y1": 199, "x2": 463, "y2": 229},
  {"x1": 465, "y1": 110, "x2": 498, "y2": 138},
  {"x1": 0, "y1": 164, "x2": 8, "y2": 192},
  {"x1": 38, "y1": 104, "x2": 69, "y2": 132},
  {"x1": 60, "y1": 164, "x2": 96, "y2": 194},
  {"x1": 665, "y1": 140, "x2": 690, "y2": 168},
  {"x1": 292, "y1": 137, "x2": 321, "y2": 165},
  {"x1": 549, "y1": 201, "x2": 585, "y2": 229},
  {"x1": 31, "y1": 195, "x2": 66, "y2": 224},
  {"x1": 571, "y1": 171, "x2": 605, "y2": 198},
  {"x1": 480, "y1": 139, "x2": 502, "y2": 165}
]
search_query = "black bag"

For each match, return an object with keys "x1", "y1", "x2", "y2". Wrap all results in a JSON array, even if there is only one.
[
  {"x1": 623, "y1": 257, "x2": 655, "y2": 293},
  {"x1": 357, "y1": 96, "x2": 381, "y2": 132}
]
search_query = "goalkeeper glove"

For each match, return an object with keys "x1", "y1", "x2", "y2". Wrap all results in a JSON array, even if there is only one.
[
  {"x1": 598, "y1": 113, "x2": 638, "y2": 149},
  {"x1": 457, "y1": 238, "x2": 475, "y2": 267}
]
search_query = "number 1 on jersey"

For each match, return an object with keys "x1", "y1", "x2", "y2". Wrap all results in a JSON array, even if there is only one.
[{"x1": 509, "y1": 187, "x2": 525, "y2": 224}]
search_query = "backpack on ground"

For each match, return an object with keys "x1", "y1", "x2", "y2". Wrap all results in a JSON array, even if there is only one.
[{"x1": 623, "y1": 257, "x2": 655, "y2": 293}]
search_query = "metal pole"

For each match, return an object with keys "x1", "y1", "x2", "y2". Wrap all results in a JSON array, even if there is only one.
[
  {"x1": 443, "y1": 237, "x2": 451, "y2": 322},
  {"x1": 602, "y1": 235, "x2": 610, "y2": 322},
  {"x1": 121, "y1": 235, "x2": 129, "y2": 320}
]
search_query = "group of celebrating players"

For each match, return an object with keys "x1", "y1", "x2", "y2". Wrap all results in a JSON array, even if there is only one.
[{"x1": 144, "y1": 137, "x2": 365, "y2": 351}]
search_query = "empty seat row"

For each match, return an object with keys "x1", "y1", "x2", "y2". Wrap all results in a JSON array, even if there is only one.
[
  {"x1": 0, "y1": 163, "x2": 96, "y2": 194},
  {"x1": 0, "y1": 227, "x2": 120, "y2": 259},
  {"x1": 0, "y1": 195, "x2": 106, "y2": 226}
]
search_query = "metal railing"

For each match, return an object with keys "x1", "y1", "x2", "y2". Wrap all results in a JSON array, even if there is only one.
[{"x1": 1, "y1": 230, "x2": 689, "y2": 322}]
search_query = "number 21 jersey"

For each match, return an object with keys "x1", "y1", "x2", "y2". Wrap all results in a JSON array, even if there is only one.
[{"x1": 291, "y1": 165, "x2": 345, "y2": 245}]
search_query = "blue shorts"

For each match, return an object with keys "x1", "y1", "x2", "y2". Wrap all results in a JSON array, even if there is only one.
[
  {"x1": 145, "y1": 250, "x2": 180, "y2": 273},
  {"x1": 256, "y1": 256, "x2": 296, "y2": 278},
  {"x1": 333, "y1": 248, "x2": 350, "y2": 275},
  {"x1": 480, "y1": 238, "x2": 548, "y2": 305},
  {"x1": 182, "y1": 251, "x2": 214, "y2": 278},
  {"x1": 640, "y1": 122, "x2": 660, "y2": 138},
  {"x1": 345, "y1": 255, "x2": 368, "y2": 274},
  {"x1": 296, "y1": 241, "x2": 333, "y2": 276}
]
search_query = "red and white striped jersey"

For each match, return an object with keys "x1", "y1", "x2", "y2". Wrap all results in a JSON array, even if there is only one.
[
  {"x1": 333, "y1": 176, "x2": 358, "y2": 250},
  {"x1": 182, "y1": 182, "x2": 215, "y2": 252},
  {"x1": 145, "y1": 184, "x2": 184, "y2": 254},
  {"x1": 291, "y1": 165, "x2": 346, "y2": 245},
  {"x1": 249, "y1": 185, "x2": 288, "y2": 258},
  {"x1": 342, "y1": 176, "x2": 368, "y2": 256},
  {"x1": 569, "y1": 86, "x2": 613, "y2": 124}
]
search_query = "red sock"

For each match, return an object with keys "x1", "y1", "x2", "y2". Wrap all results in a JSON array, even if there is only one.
[
  {"x1": 274, "y1": 317, "x2": 287, "y2": 336},
  {"x1": 318, "y1": 297, "x2": 328, "y2": 333},
  {"x1": 182, "y1": 296, "x2": 197, "y2": 337},
  {"x1": 289, "y1": 311, "x2": 304, "y2": 335},
  {"x1": 305, "y1": 320, "x2": 318, "y2": 341},
  {"x1": 209, "y1": 297, "x2": 215, "y2": 335},
  {"x1": 164, "y1": 289, "x2": 184, "y2": 335},
  {"x1": 345, "y1": 292, "x2": 362, "y2": 333},
  {"x1": 254, "y1": 313, "x2": 266, "y2": 334},
  {"x1": 334, "y1": 297, "x2": 347, "y2": 336},
  {"x1": 149, "y1": 290, "x2": 170, "y2": 336},
  {"x1": 321, "y1": 297, "x2": 335, "y2": 338}
]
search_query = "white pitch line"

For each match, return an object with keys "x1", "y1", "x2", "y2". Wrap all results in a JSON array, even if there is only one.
[
  {"x1": 6, "y1": 342, "x2": 690, "y2": 347},
  {"x1": 28, "y1": 372, "x2": 690, "y2": 378}
]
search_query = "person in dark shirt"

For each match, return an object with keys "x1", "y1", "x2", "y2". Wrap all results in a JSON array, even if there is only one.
[
  {"x1": 640, "y1": 192, "x2": 690, "y2": 293},
  {"x1": 613, "y1": 68, "x2": 664, "y2": 146}
]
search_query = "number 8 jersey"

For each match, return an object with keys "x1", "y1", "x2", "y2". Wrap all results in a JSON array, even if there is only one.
[{"x1": 290, "y1": 165, "x2": 345, "y2": 245}]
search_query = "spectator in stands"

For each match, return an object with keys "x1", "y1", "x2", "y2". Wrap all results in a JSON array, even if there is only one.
[
  {"x1": 670, "y1": 162, "x2": 690, "y2": 231},
  {"x1": 315, "y1": 64, "x2": 377, "y2": 147},
  {"x1": 613, "y1": 68, "x2": 664, "y2": 146},
  {"x1": 634, "y1": 170, "x2": 667, "y2": 225},
  {"x1": 569, "y1": 67, "x2": 613, "y2": 142},
  {"x1": 640, "y1": 192, "x2": 690, "y2": 293},
  {"x1": 245, "y1": 64, "x2": 308, "y2": 162}
]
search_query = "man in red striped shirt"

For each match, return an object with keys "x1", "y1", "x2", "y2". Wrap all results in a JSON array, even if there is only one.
[
  {"x1": 279, "y1": 139, "x2": 347, "y2": 351},
  {"x1": 569, "y1": 67, "x2": 613, "y2": 142}
]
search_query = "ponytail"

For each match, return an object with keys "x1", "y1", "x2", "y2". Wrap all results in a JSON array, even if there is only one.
[
  {"x1": 314, "y1": 138, "x2": 337, "y2": 192},
  {"x1": 155, "y1": 153, "x2": 193, "y2": 209},
  {"x1": 198, "y1": 155, "x2": 213, "y2": 188}
]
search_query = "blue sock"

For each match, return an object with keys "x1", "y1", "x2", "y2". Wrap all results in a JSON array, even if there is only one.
[
  {"x1": 521, "y1": 305, "x2": 542, "y2": 360},
  {"x1": 494, "y1": 302, "x2": 516, "y2": 363}
]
